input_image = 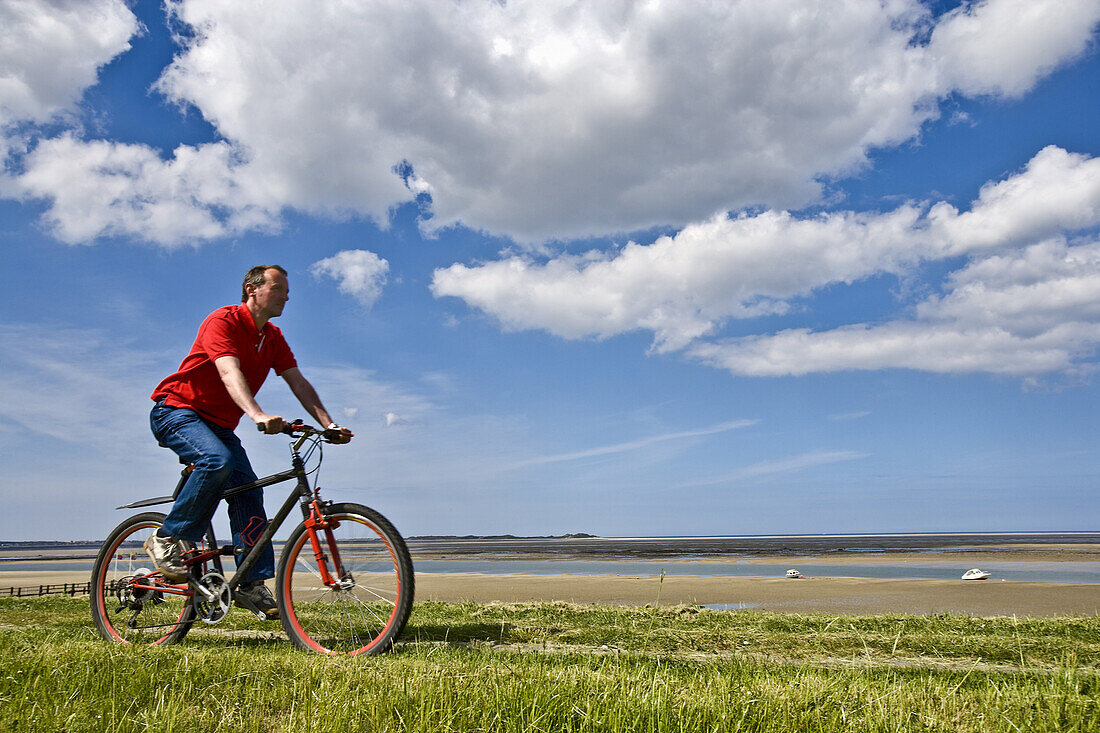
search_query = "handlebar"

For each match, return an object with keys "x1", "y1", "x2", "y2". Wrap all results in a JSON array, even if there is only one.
[{"x1": 256, "y1": 419, "x2": 354, "y2": 442}]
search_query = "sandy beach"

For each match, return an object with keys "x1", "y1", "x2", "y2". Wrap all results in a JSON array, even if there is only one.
[
  {"x1": 4, "y1": 532, "x2": 1099, "y2": 617},
  {"x1": 5, "y1": 535, "x2": 1098, "y2": 617},
  {"x1": 415, "y1": 573, "x2": 1100, "y2": 617},
  {"x1": 7, "y1": 566, "x2": 1098, "y2": 617}
]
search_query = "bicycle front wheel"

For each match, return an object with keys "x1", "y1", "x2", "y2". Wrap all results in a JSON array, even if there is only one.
[
  {"x1": 90, "y1": 512, "x2": 196, "y2": 645},
  {"x1": 276, "y1": 502, "x2": 414, "y2": 655}
]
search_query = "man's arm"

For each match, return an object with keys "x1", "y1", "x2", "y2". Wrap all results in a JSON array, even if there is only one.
[
  {"x1": 281, "y1": 367, "x2": 352, "y2": 443},
  {"x1": 214, "y1": 356, "x2": 285, "y2": 434}
]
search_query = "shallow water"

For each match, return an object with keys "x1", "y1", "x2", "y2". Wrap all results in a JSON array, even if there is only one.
[
  {"x1": 411, "y1": 559, "x2": 1100, "y2": 583},
  {"x1": 5, "y1": 532, "x2": 1100, "y2": 584},
  {"x1": 7, "y1": 557, "x2": 1097, "y2": 583}
]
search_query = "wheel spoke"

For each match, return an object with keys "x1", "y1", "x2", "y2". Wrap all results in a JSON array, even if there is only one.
[
  {"x1": 278, "y1": 505, "x2": 413, "y2": 655},
  {"x1": 91, "y1": 514, "x2": 196, "y2": 646},
  {"x1": 350, "y1": 583, "x2": 397, "y2": 607}
]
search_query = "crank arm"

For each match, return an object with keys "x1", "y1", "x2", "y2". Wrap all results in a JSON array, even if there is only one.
[{"x1": 187, "y1": 577, "x2": 216, "y2": 601}]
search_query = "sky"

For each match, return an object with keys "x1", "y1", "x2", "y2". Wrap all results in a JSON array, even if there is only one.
[{"x1": 1, "y1": 0, "x2": 1099, "y2": 542}]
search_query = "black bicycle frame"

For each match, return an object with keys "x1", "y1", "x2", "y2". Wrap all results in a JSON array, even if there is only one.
[
  {"x1": 221, "y1": 456, "x2": 312, "y2": 588},
  {"x1": 119, "y1": 451, "x2": 319, "y2": 591}
]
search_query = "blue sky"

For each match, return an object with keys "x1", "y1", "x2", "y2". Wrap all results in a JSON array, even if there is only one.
[{"x1": 1, "y1": 0, "x2": 1099, "y2": 541}]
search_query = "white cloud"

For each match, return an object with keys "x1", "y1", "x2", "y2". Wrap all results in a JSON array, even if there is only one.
[
  {"x1": 829, "y1": 411, "x2": 871, "y2": 421},
  {"x1": 929, "y1": 0, "x2": 1100, "y2": 98},
  {"x1": 918, "y1": 238, "x2": 1100, "y2": 334},
  {"x1": 689, "y1": 322, "x2": 1091, "y2": 377},
  {"x1": 433, "y1": 206, "x2": 930, "y2": 351},
  {"x1": 309, "y1": 249, "x2": 390, "y2": 307},
  {"x1": 433, "y1": 146, "x2": 1100, "y2": 360},
  {"x1": 508, "y1": 419, "x2": 758, "y2": 469},
  {"x1": 0, "y1": 0, "x2": 137, "y2": 171},
  {"x1": 677, "y1": 450, "x2": 868, "y2": 488},
  {"x1": 929, "y1": 146, "x2": 1100, "y2": 253},
  {"x1": 688, "y1": 238, "x2": 1100, "y2": 377},
  {"x1": 12, "y1": 136, "x2": 276, "y2": 246},
  {"x1": 0, "y1": 0, "x2": 137, "y2": 125},
  {"x1": 7, "y1": 0, "x2": 1099, "y2": 246}
]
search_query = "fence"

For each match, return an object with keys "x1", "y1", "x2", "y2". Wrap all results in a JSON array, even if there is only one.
[{"x1": 1, "y1": 582, "x2": 91, "y2": 598}]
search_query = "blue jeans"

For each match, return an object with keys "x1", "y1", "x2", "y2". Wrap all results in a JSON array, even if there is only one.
[{"x1": 150, "y1": 402, "x2": 274, "y2": 582}]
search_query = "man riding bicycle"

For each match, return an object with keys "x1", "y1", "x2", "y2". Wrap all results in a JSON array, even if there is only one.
[{"x1": 146, "y1": 265, "x2": 352, "y2": 618}]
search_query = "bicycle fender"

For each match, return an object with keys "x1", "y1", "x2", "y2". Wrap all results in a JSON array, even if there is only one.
[{"x1": 115, "y1": 495, "x2": 175, "y2": 510}]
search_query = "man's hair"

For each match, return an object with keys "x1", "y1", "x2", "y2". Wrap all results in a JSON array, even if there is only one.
[{"x1": 242, "y1": 265, "x2": 288, "y2": 302}]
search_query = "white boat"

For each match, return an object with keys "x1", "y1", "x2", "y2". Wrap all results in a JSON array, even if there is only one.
[
  {"x1": 785, "y1": 569, "x2": 803, "y2": 578},
  {"x1": 961, "y1": 568, "x2": 991, "y2": 580}
]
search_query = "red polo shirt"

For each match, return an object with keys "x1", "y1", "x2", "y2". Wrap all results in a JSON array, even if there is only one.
[{"x1": 151, "y1": 304, "x2": 298, "y2": 429}]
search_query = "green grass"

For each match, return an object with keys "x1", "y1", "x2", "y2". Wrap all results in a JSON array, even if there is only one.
[{"x1": 1, "y1": 596, "x2": 1097, "y2": 732}]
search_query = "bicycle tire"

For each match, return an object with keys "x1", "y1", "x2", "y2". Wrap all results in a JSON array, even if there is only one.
[
  {"x1": 276, "y1": 502, "x2": 414, "y2": 655},
  {"x1": 90, "y1": 512, "x2": 197, "y2": 645}
]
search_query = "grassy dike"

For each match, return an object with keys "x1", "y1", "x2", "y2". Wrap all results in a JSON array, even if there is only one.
[{"x1": 1, "y1": 596, "x2": 1097, "y2": 732}]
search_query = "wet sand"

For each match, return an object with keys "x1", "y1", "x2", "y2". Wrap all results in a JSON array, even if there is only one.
[
  {"x1": 735, "y1": 549, "x2": 1100, "y2": 564},
  {"x1": 7, "y1": 567, "x2": 1098, "y2": 617},
  {"x1": 414, "y1": 573, "x2": 1100, "y2": 617}
]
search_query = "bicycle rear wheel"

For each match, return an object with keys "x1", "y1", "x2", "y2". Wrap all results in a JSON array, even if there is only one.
[
  {"x1": 90, "y1": 512, "x2": 196, "y2": 645},
  {"x1": 276, "y1": 502, "x2": 414, "y2": 655}
]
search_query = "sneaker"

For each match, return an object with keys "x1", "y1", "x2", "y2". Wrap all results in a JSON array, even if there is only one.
[
  {"x1": 235, "y1": 581, "x2": 279, "y2": 620},
  {"x1": 143, "y1": 533, "x2": 191, "y2": 582}
]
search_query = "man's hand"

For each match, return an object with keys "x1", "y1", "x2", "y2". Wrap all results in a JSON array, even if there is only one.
[
  {"x1": 324, "y1": 425, "x2": 354, "y2": 444},
  {"x1": 255, "y1": 414, "x2": 286, "y2": 434},
  {"x1": 282, "y1": 369, "x2": 351, "y2": 442}
]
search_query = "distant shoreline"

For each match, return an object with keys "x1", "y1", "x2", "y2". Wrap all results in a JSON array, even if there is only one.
[
  {"x1": 401, "y1": 534, "x2": 1100, "y2": 565},
  {"x1": 5, "y1": 532, "x2": 1100, "y2": 564},
  {"x1": 3, "y1": 531, "x2": 1099, "y2": 548}
]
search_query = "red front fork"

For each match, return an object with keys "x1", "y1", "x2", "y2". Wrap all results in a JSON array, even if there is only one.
[{"x1": 304, "y1": 500, "x2": 345, "y2": 588}]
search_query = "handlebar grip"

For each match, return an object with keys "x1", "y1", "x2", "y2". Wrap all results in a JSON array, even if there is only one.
[
  {"x1": 258, "y1": 419, "x2": 310, "y2": 434},
  {"x1": 323, "y1": 427, "x2": 355, "y2": 441}
]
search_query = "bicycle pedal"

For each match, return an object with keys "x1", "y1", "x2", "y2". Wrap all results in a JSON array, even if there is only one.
[
  {"x1": 244, "y1": 603, "x2": 270, "y2": 621},
  {"x1": 232, "y1": 594, "x2": 272, "y2": 621}
]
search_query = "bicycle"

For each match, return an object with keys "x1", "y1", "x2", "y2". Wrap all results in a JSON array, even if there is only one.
[{"x1": 90, "y1": 420, "x2": 414, "y2": 656}]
